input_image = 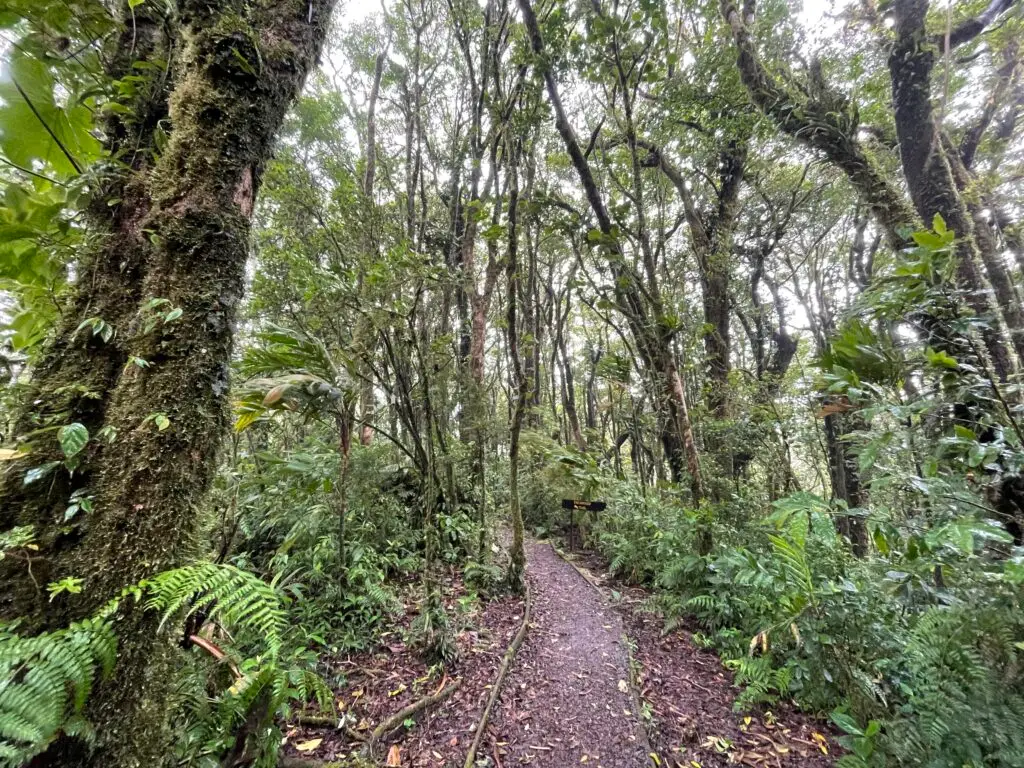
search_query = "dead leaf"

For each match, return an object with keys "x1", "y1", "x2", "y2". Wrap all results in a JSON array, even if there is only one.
[
  {"x1": 295, "y1": 738, "x2": 322, "y2": 753},
  {"x1": 386, "y1": 745, "x2": 402, "y2": 766},
  {"x1": 262, "y1": 385, "x2": 288, "y2": 406},
  {"x1": 811, "y1": 732, "x2": 829, "y2": 755},
  {"x1": 618, "y1": 679, "x2": 629, "y2": 693}
]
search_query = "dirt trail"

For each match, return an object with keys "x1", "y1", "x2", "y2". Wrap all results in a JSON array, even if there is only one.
[{"x1": 485, "y1": 539, "x2": 651, "y2": 768}]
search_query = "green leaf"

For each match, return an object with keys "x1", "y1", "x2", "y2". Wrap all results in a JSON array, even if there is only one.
[
  {"x1": 872, "y1": 526, "x2": 889, "y2": 556},
  {"x1": 24, "y1": 460, "x2": 60, "y2": 485},
  {"x1": 58, "y1": 423, "x2": 89, "y2": 458},
  {"x1": 829, "y1": 711, "x2": 863, "y2": 736},
  {"x1": 0, "y1": 50, "x2": 101, "y2": 177},
  {"x1": 953, "y1": 425, "x2": 976, "y2": 440},
  {"x1": 924, "y1": 347, "x2": 957, "y2": 369}
]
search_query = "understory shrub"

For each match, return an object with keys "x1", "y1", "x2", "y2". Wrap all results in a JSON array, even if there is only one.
[{"x1": 590, "y1": 484, "x2": 1024, "y2": 767}]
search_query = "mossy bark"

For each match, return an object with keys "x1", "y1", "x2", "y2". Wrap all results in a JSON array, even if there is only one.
[
  {"x1": 6, "y1": 1, "x2": 336, "y2": 766},
  {"x1": 0, "y1": 4, "x2": 175, "y2": 626},
  {"x1": 888, "y1": 0, "x2": 1016, "y2": 380},
  {"x1": 506, "y1": 142, "x2": 527, "y2": 593}
]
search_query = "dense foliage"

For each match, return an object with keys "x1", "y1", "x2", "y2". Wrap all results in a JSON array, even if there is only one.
[{"x1": 2, "y1": 0, "x2": 1023, "y2": 766}]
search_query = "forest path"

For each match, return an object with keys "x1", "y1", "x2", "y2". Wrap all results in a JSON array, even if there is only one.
[{"x1": 485, "y1": 539, "x2": 652, "y2": 768}]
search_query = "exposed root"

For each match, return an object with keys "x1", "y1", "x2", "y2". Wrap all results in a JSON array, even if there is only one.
[
  {"x1": 462, "y1": 581, "x2": 533, "y2": 768},
  {"x1": 361, "y1": 679, "x2": 462, "y2": 759}
]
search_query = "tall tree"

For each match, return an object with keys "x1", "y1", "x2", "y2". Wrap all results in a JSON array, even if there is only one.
[{"x1": 0, "y1": 1, "x2": 335, "y2": 764}]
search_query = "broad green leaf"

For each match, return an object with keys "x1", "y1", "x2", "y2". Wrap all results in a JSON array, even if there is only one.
[
  {"x1": 58, "y1": 422, "x2": 88, "y2": 458},
  {"x1": 0, "y1": 50, "x2": 101, "y2": 177}
]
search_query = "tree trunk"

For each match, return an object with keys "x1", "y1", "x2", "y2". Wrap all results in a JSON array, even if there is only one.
[
  {"x1": 357, "y1": 52, "x2": 387, "y2": 447},
  {"x1": 0, "y1": 3, "x2": 174, "y2": 622},
  {"x1": 11, "y1": 2, "x2": 334, "y2": 765},
  {"x1": 506, "y1": 142, "x2": 527, "y2": 593},
  {"x1": 888, "y1": 0, "x2": 1016, "y2": 379},
  {"x1": 823, "y1": 412, "x2": 868, "y2": 556}
]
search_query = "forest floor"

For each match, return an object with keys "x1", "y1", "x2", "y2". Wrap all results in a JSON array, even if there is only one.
[
  {"x1": 484, "y1": 539, "x2": 651, "y2": 767},
  {"x1": 281, "y1": 538, "x2": 838, "y2": 768},
  {"x1": 563, "y1": 546, "x2": 838, "y2": 768}
]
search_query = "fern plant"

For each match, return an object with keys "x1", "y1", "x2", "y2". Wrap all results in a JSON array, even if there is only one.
[{"x1": 0, "y1": 562, "x2": 327, "y2": 767}]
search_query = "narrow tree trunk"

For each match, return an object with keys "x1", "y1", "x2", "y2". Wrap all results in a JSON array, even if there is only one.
[
  {"x1": 506, "y1": 143, "x2": 527, "y2": 593},
  {"x1": 823, "y1": 412, "x2": 868, "y2": 556},
  {"x1": 357, "y1": 52, "x2": 386, "y2": 447}
]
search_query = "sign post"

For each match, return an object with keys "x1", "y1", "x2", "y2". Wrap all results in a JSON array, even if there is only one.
[{"x1": 560, "y1": 499, "x2": 606, "y2": 551}]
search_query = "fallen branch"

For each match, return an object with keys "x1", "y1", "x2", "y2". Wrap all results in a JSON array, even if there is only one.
[
  {"x1": 463, "y1": 582, "x2": 533, "y2": 768},
  {"x1": 361, "y1": 679, "x2": 462, "y2": 759}
]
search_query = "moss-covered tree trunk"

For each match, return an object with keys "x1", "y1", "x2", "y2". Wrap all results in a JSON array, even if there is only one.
[
  {"x1": 888, "y1": 0, "x2": 1017, "y2": 380},
  {"x1": 3, "y1": 1, "x2": 335, "y2": 766},
  {"x1": 0, "y1": 4, "x2": 175, "y2": 624},
  {"x1": 506, "y1": 139, "x2": 527, "y2": 592}
]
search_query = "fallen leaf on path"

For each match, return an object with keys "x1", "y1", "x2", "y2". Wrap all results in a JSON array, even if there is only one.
[
  {"x1": 811, "y1": 732, "x2": 829, "y2": 754},
  {"x1": 618, "y1": 679, "x2": 629, "y2": 693},
  {"x1": 386, "y1": 744, "x2": 401, "y2": 766},
  {"x1": 295, "y1": 738, "x2": 322, "y2": 752}
]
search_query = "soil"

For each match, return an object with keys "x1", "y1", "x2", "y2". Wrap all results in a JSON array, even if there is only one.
[
  {"x1": 281, "y1": 539, "x2": 838, "y2": 768},
  {"x1": 280, "y1": 566, "x2": 526, "y2": 767},
  {"x1": 568, "y1": 547, "x2": 839, "y2": 768},
  {"x1": 483, "y1": 539, "x2": 652, "y2": 768}
]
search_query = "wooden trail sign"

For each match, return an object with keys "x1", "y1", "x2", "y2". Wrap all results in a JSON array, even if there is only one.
[
  {"x1": 561, "y1": 499, "x2": 606, "y2": 550},
  {"x1": 561, "y1": 499, "x2": 607, "y2": 512}
]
